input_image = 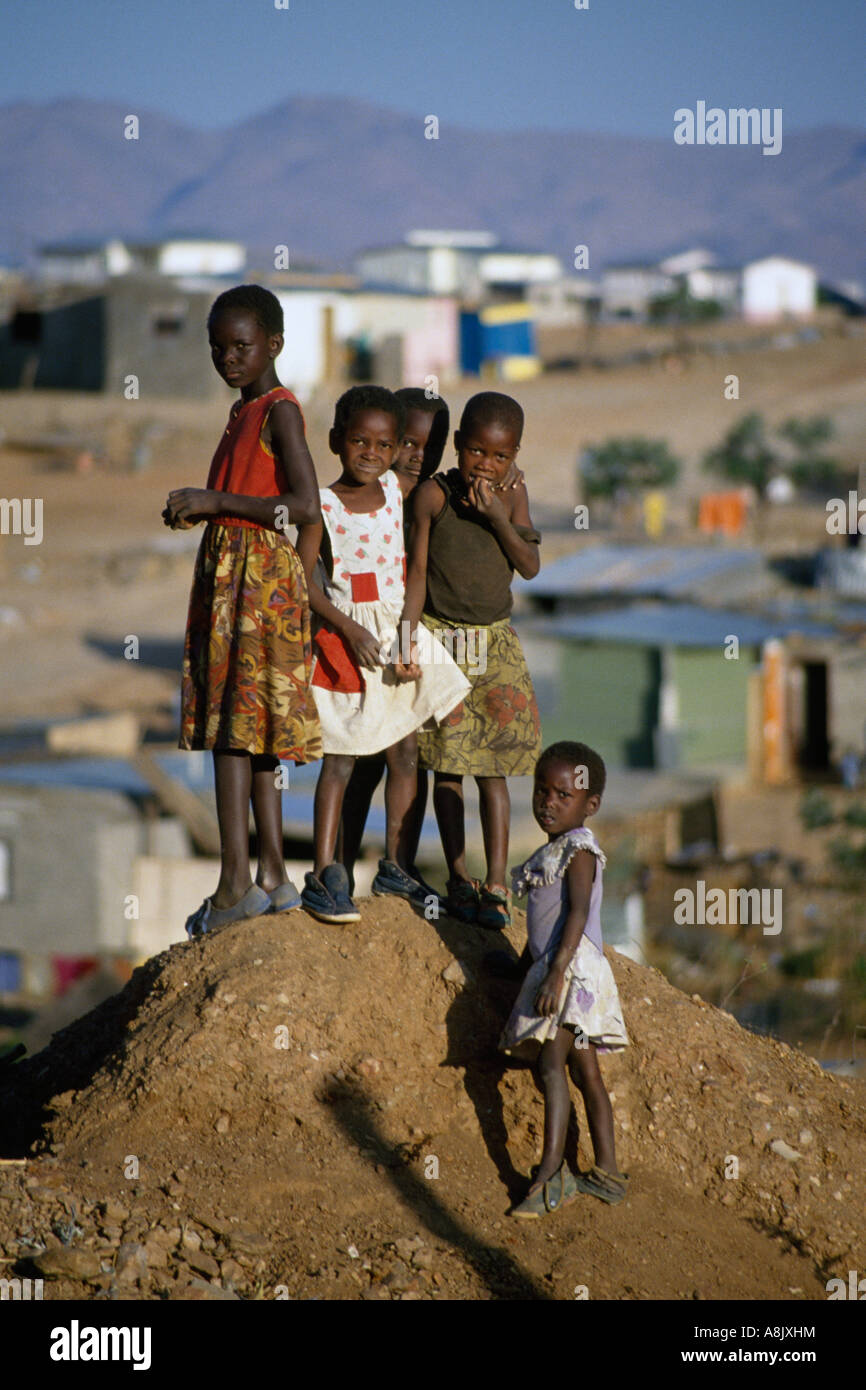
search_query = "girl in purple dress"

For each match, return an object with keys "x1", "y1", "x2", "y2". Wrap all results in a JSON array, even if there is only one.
[{"x1": 500, "y1": 741, "x2": 628, "y2": 1217}]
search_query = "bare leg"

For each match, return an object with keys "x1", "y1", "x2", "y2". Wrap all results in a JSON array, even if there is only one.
[
  {"x1": 529, "y1": 1026, "x2": 575, "y2": 1191},
  {"x1": 313, "y1": 754, "x2": 355, "y2": 874},
  {"x1": 212, "y1": 749, "x2": 253, "y2": 908},
  {"x1": 341, "y1": 753, "x2": 386, "y2": 877},
  {"x1": 567, "y1": 1042, "x2": 619, "y2": 1173},
  {"x1": 406, "y1": 767, "x2": 429, "y2": 871},
  {"x1": 250, "y1": 754, "x2": 288, "y2": 893},
  {"x1": 477, "y1": 775, "x2": 509, "y2": 888},
  {"x1": 432, "y1": 771, "x2": 468, "y2": 882},
  {"x1": 384, "y1": 732, "x2": 418, "y2": 866}
]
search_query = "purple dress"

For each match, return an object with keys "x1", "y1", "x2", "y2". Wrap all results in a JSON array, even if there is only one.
[{"x1": 499, "y1": 828, "x2": 628, "y2": 1053}]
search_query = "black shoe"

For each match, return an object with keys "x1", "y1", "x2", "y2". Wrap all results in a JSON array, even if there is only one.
[
  {"x1": 301, "y1": 864, "x2": 361, "y2": 924},
  {"x1": 371, "y1": 859, "x2": 431, "y2": 908}
]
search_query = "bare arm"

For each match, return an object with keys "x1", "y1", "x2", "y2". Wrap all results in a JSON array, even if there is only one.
[
  {"x1": 295, "y1": 517, "x2": 384, "y2": 671},
  {"x1": 535, "y1": 851, "x2": 596, "y2": 1016},
  {"x1": 164, "y1": 400, "x2": 321, "y2": 531},
  {"x1": 467, "y1": 478, "x2": 540, "y2": 579}
]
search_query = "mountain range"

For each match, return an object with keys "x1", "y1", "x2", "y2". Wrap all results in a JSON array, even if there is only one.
[{"x1": 1, "y1": 96, "x2": 864, "y2": 283}]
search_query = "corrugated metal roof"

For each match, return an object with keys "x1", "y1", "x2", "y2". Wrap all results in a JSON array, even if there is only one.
[
  {"x1": 523, "y1": 603, "x2": 837, "y2": 648},
  {"x1": 521, "y1": 545, "x2": 768, "y2": 602}
]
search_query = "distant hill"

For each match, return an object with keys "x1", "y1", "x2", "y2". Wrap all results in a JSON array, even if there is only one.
[{"x1": 1, "y1": 96, "x2": 864, "y2": 282}]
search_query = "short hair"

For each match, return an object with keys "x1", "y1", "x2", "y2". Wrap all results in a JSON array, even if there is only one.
[
  {"x1": 332, "y1": 384, "x2": 406, "y2": 438},
  {"x1": 537, "y1": 741, "x2": 606, "y2": 798},
  {"x1": 208, "y1": 284, "x2": 283, "y2": 336},
  {"x1": 395, "y1": 388, "x2": 450, "y2": 476},
  {"x1": 459, "y1": 391, "x2": 524, "y2": 444}
]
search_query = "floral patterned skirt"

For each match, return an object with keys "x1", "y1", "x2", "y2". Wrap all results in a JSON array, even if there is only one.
[
  {"x1": 416, "y1": 615, "x2": 541, "y2": 776},
  {"x1": 179, "y1": 522, "x2": 323, "y2": 762},
  {"x1": 499, "y1": 935, "x2": 629, "y2": 1054}
]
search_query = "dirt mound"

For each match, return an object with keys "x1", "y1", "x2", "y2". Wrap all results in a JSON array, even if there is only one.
[{"x1": 1, "y1": 900, "x2": 863, "y2": 1301}]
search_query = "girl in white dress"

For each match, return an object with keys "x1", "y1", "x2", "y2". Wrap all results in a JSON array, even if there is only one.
[{"x1": 296, "y1": 386, "x2": 468, "y2": 923}]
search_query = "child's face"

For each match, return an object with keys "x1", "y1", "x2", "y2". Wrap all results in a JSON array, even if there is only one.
[
  {"x1": 209, "y1": 309, "x2": 281, "y2": 390},
  {"x1": 532, "y1": 758, "x2": 600, "y2": 838},
  {"x1": 331, "y1": 408, "x2": 399, "y2": 483},
  {"x1": 455, "y1": 419, "x2": 520, "y2": 489},
  {"x1": 393, "y1": 408, "x2": 435, "y2": 487}
]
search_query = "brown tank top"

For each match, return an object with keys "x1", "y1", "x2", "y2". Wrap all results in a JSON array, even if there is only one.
[{"x1": 423, "y1": 470, "x2": 540, "y2": 625}]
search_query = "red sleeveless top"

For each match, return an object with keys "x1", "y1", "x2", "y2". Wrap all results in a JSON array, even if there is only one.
[{"x1": 206, "y1": 385, "x2": 304, "y2": 529}]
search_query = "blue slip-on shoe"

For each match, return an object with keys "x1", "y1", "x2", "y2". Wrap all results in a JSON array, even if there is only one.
[
  {"x1": 267, "y1": 879, "x2": 303, "y2": 913},
  {"x1": 371, "y1": 859, "x2": 431, "y2": 908},
  {"x1": 185, "y1": 884, "x2": 272, "y2": 940},
  {"x1": 301, "y1": 864, "x2": 361, "y2": 924}
]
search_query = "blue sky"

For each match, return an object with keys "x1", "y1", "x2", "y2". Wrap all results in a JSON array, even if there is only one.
[{"x1": 1, "y1": 0, "x2": 862, "y2": 135}]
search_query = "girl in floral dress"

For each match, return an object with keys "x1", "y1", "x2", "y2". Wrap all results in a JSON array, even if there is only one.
[
  {"x1": 500, "y1": 741, "x2": 629, "y2": 1217},
  {"x1": 164, "y1": 285, "x2": 322, "y2": 937}
]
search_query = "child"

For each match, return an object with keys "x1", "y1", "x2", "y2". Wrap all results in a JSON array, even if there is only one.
[
  {"x1": 339, "y1": 387, "x2": 450, "y2": 895},
  {"x1": 296, "y1": 385, "x2": 468, "y2": 924},
  {"x1": 163, "y1": 284, "x2": 322, "y2": 936},
  {"x1": 400, "y1": 391, "x2": 542, "y2": 929},
  {"x1": 500, "y1": 741, "x2": 629, "y2": 1217}
]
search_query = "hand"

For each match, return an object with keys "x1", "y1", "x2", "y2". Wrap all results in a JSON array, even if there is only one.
[
  {"x1": 345, "y1": 621, "x2": 383, "y2": 671},
  {"x1": 164, "y1": 488, "x2": 220, "y2": 527},
  {"x1": 393, "y1": 638, "x2": 421, "y2": 682},
  {"x1": 466, "y1": 477, "x2": 508, "y2": 525},
  {"x1": 494, "y1": 460, "x2": 526, "y2": 492},
  {"x1": 535, "y1": 966, "x2": 565, "y2": 1018}
]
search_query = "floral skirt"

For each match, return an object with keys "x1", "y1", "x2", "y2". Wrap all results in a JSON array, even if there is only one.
[
  {"x1": 416, "y1": 615, "x2": 541, "y2": 776},
  {"x1": 179, "y1": 522, "x2": 323, "y2": 762},
  {"x1": 499, "y1": 935, "x2": 629, "y2": 1054}
]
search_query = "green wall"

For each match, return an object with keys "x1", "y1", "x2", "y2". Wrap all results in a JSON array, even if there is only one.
[
  {"x1": 538, "y1": 642, "x2": 660, "y2": 767},
  {"x1": 672, "y1": 646, "x2": 756, "y2": 765}
]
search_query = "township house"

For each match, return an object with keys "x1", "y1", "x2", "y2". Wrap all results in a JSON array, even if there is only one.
[
  {"x1": 0, "y1": 235, "x2": 464, "y2": 399},
  {"x1": 516, "y1": 545, "x2": 866, "y2": 779},
  {"x1": 599, "y1": 249, "x2": 817, "y2": 322},
  {"x1": 0, "y1": 229, "x2": 574, "y2": 397}
]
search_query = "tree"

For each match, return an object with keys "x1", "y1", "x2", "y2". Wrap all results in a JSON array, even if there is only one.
[
  {"x1": 777, "y1": 415, "x2": 845, "y2": 491},
  {"x1": 580, "y1": 437, "x2": 681, "y2": 500},
  {"x1": 703, "y1": 413, "x2": 850, "y2": 497},
  {"x1": 701, "y1": 413, "x2": 778, "y2": 497}
]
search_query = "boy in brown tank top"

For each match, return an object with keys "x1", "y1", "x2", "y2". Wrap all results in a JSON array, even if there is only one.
[{"x1": 398, "y1": 391, "x2": 542, "y2": 928}]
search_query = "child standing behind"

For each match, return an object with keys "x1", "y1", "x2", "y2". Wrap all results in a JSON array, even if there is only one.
[
  {"x1": 339, "y1": 387, "x2": 450, "y2": 895},
  {"x1": 297, "y1": 386, "x2": 468, "y2": 924},
  {"x1": 401, "y1": 391, "x2": 542, "y2": 929},
  {"x1": 500, "y1": 742, "x2": 628, "y2": 1217},
  {"x1": 164, "y1": 284, "x2": 322, "y2": 936}
]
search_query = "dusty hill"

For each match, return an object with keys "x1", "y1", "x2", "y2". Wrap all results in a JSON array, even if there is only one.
[{"x1": 0, "y1": 899, "x2": 863, "y2": 1301}]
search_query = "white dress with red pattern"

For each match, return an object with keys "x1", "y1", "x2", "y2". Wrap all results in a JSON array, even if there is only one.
[{"x1": 310, "y1": 469, "x2": 469, "y2": 756}]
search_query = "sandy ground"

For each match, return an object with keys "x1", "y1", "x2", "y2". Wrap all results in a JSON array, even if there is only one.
[{"x1": 0, "y1": 897, "x2": 863, "y2": 1301}]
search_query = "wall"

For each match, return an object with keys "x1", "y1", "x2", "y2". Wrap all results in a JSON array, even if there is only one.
[
  {"x1": 672, "y1": 647, "x2": 757, "y2": 765},
  {"x1": 526, "y1": 634, "x2": 660, "y2": 767},
  {"x1": 0, "y1": 297, "x2": 104, "y2": 390},
  {"x1": 0, "y1": 786, "x2": 142, "y2": 954},
  {"x1": 104, "y1": 281, "x2": 220, "y2": 398}
]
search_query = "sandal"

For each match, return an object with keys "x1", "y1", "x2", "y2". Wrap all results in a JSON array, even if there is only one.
[
  {"x1": 445, "y1": 878, "x2": 480, "y2": 924},
  {"x1": 185, "y1": 884, "x2": 272, "y2": 940},
  {"x1": 509, "y1": 1162, "x2": 579, "y2": 1219},
  {"x1": 574, "y1": 1165, "x2": 629, "y2": 1205},
  {"x1": 477, "y1": 883, "x2": 511, "y2": 931}
]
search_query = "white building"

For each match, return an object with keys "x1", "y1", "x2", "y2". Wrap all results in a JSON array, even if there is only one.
[
  {"x1": 38, "y1": 237, "x2": 247, "y2": 284},
  {"x1": 273, "y1": 286, "x2": 459, "y2": 399},
  {"x1": 355, "y1": 230, "x2": 563, "y2": 302},
  {"x1": 741, "y1": 256, "x2": 816, "y2": 321},
  {"x1": 599, "y1": 262, "x2": 676, "y2": 318}
]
